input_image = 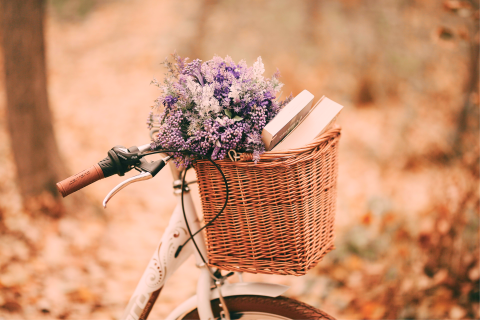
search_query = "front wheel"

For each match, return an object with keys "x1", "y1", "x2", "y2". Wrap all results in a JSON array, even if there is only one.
[{"x1": 180, "y1": 295, "x2": 335, "y2": 320}]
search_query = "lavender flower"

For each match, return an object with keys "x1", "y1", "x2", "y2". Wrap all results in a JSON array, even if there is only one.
[
  {"x1": 146, "y1": 111, "x2": 154, "y2": 129},
  {"x1": 148, "y1": 54, "x2": 291, "y2": 165},
  {"x1": 163, "y1": 95, "x2": 178, "y2": 107}
]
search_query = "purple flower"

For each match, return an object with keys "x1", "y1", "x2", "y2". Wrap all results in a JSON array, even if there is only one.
[
  {"x1": 149, "y1": 54, "x2": 290, "y2": 165},
  {"x1": 163, "y1": 95, "x2": 178, "y2": 107},
  {"x1": 183, "y1": 59, "x2": 204, "y2": 86}
]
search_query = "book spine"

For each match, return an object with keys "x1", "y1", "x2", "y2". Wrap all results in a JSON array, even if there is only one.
[
  {"x1": 267, "y1": 106, "x2": 312, "y2": 150},
  {"x1": 262, "y1": 130, "x2": 273, "y2": 150}
]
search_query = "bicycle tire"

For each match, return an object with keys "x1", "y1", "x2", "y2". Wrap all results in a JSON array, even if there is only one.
[{"x1": 179, "y1": 295, "x2": 335, "y2": 320}]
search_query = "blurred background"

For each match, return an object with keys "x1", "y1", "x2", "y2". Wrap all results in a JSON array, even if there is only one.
[{"x1": 0, "y1": 0, "x2": 478, "y2": 319}]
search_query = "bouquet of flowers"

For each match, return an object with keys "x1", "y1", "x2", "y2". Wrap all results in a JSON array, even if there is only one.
[{"x1": 147, "y1": 53, "x2": 292, "y2": 166}]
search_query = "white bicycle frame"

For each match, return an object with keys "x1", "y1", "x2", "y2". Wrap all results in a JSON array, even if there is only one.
[{"x1": 118, "y1": 161, "x2": 289, "y2": 320}]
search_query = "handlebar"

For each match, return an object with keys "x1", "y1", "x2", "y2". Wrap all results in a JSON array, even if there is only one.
[
  {"x1": 56, "y1": 143, "x2": 164, "y2": 198},
  {"x1": 56, "y1": 164, "x2": 105, "y2": 197},
  {"x1": 56, "y1": 151, "x2": 123, "y2": 198}
]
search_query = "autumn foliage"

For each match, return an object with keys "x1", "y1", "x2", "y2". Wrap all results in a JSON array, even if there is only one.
[{"x1": 0, "y1": 0, "x2": 478, "y2": 319}]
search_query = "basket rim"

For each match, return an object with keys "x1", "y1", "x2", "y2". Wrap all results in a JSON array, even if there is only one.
[
  {"x1": 263, "y1": 124, "x2": 341, "y2": 156},
  {"x1": 194, "y1": 125, "x2": 341, "y2": 167}
]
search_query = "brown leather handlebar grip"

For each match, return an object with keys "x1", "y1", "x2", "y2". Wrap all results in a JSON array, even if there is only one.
[{"x1": 56, "y1": 164, "x2": 105, "y2": 197}]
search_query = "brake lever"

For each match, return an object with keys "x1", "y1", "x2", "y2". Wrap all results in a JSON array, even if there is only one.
[
  {"x1": 102, "y1": 155, "x2": 171, "y2": 208},
  {"x1": 103, "y1": 171, "x2": 152, "y2": 208}
]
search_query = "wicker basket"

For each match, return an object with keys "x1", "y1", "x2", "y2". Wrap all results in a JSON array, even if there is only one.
[{"x1": 193, "y1": 126, "x2": 341, "y2": 276}]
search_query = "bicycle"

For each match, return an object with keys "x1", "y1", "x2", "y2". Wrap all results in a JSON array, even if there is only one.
[{"x1": 56, "y1": 138, "x2": 336, "y2": 320}]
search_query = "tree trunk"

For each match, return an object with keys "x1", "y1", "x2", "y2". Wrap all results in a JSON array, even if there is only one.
[{"x1": 1, "y1": 0, "x2": 65, "y2": 215}]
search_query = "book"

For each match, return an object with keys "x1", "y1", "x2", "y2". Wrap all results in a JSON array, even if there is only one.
[
  {"x1": 271, "y1": 96, "x2": 343, "y2": 151},
  {"x1": 262, "y1": 90, "x2": 315, "y2": 151}
]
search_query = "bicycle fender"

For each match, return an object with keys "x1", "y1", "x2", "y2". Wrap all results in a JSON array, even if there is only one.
[{"x1": 164, "y1": 282, "x2": 289, "y2": 320}]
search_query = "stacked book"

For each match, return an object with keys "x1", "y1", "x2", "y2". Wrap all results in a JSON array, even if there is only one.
[{"x1": 262, "y1": 90, "x2": 343, "y2": 151}]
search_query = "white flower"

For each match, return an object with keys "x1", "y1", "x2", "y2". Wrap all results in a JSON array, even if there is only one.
[
  {"x1": 186, "y1": 76, "x2": 202, "y2": 102},
  {"x1": 228, "y1": 82, "x2": 242, "y2": 101},
  {"x1": 271, "y1": 77, "x2": 284, "y2": 92},
  {"x1": 243, "y1": 93, "x2": 252, "y2": 103},
  {"x1": 222, "y1": 99, "x2": 231, "y2": 107},
  {"x1": 215, "y1": 117, "x2": 226, "y2": 126},
  {"x1": 225, "y1": 55, "x2": 234, "y2": 66},
  {"x1": 252, "y1": 56, "x2": 265, "y2": 80},
  {"x1": 195, "y1": 83, "x2": 221, "y2": 116}
]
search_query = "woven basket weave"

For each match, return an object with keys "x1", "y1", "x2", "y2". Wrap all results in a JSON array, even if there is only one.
[{"x1": 193, "y1": 126, "x2": 341, "y2": 276}]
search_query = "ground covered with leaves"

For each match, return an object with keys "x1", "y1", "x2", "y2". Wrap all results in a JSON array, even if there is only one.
[{"x1": 0, "y1": 0, "x2": 478, "y2": 319}]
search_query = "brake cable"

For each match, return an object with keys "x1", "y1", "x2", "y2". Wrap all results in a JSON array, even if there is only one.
[{"x1": 139, "y1": 149, "x2": 229, "y2": 265}]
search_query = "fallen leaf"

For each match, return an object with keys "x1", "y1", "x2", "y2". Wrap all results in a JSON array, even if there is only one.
[
  {"x1": 433, "y1": 269, "x2": 449, "y2": 285},
  {"x1": 449, "y1": 306, "x2": 466, "y2": 319},
  {"x1": 361, "y1": 301, "x2": 386, "y2": 319},
  {"x1": 360, "y1": 212, "x2": 372, "y2": 225},
  {"x1": 469, "y1": 265, "x2": 480, "y2": 281}
]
